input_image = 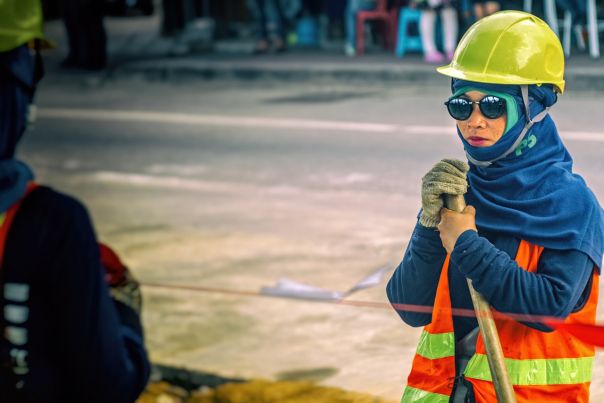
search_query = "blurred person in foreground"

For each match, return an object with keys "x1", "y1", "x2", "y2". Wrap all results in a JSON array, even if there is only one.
[
  {"x1": 387, "y1": 11, "x2": 603, "y2": 402},
  {"x1": 0, "y1": 1, "x2": 150, "y2": 401}
]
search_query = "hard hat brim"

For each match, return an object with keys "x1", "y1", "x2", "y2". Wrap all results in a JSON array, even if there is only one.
[{"x1": 436, "y1": 65, "x2": 565, "y2": 94}]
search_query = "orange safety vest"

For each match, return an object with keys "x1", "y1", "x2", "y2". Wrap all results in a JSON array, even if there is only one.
[{"x1": 402, "y1": 240, "x2": 599, "y2": 403}]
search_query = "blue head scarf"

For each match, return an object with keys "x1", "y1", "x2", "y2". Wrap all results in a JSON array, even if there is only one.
[
  {"x1": 0, "y1": 45, "x2": 35, "y2": 212},
  {"x1": 452, "y1": 79, "x2": 604, "y2": 269}
]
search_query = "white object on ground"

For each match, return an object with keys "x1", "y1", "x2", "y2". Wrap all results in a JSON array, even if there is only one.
[{"x1": 260, "y1": 264, "x2": 391, "y2": 301}]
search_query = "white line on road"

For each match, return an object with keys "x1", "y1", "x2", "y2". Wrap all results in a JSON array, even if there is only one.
[
  {"x1": 39, "y1": 108, "x2": 397, "y2": 133},
  {"x1": 90, "y1": 171, "x2": 235, "y2": 192},
  {"x1": 563, "y1": 131, "x2": 604, "y2": 142},
  {"x1": 38, "y1": 108, "x2": 604, "y2": 142}
]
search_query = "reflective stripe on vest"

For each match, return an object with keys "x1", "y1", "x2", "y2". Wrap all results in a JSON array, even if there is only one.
[
  {"x1": 401, "y1": 240, "x2": 598, "y2": 403},
  {"x1": 401, "y1": 330, "x2": 456, "y2": 401},
  {"x1": 415, "y1": 330, "x2": 455, "y2": 360},
  {"x1": 465, "y1": 354, "x2": 594, "y2": 385},
  {"x1": 403, "y1": 255, "x2": 457, "y2": 401},
  {"x1": 401, "y1": 385, "x2": 449, "y2": 402}
]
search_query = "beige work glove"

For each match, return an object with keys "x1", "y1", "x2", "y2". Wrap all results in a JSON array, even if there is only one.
[
  {"x1": 109, "y1": 269, "x2": 142, "y2": 315},
  {"x1": 419, "y1": 159, "x2": 469, "y2": 228}
]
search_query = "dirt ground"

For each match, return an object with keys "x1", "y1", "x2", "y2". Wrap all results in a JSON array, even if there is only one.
[{"x1": 66, "y1": 180, "x2": 604, "y2": 402}]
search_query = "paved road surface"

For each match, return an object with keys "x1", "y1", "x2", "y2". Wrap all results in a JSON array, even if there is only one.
[{"x1": 22, "y1": 75, "x2": 604, "y2": 400}]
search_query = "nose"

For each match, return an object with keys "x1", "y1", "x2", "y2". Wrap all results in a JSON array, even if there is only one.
[{"x1": 466, "y1": 103, "x2": 486, "y2": 128}]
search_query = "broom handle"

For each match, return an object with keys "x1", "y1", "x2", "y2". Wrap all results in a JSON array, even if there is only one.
[{"x1": 445, "y1": 194, "x2": 517, "y2": 403}]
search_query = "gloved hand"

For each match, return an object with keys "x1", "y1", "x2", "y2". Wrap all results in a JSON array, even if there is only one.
[
  {"x1": 100, "y1": 243, "x2": 142, "y2": 314},
  {"x1": 419, "y1": 159, "x2": 469, "y2": 228}
]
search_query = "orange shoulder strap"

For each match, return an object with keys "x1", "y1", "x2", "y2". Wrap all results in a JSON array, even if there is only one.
[{"x1": 0, "y1": 182, "x2": 39, "y2": 266}]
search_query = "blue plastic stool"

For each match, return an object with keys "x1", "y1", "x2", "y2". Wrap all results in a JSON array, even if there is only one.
[
  {"x1": 296, "y1": 16, "x2": 319, "y2": 47},
  {"x1": 395, "y1": 7, "x2": 423, "y2": 57}
]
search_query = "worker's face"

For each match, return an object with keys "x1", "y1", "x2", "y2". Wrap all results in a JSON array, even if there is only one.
[{"x1": 452, "y1": 91, "x2": 507, "y2": 147}]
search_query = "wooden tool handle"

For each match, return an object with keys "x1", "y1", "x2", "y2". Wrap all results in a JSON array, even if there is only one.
[{"x1": 444, "y1": 194, "x2": 517, "y2": 403}]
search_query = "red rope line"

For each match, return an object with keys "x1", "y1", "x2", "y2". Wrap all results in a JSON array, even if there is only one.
[
  {"x1": 141, "y1": 281, "x2": 604, "y2": 347},
  {"x1": 140, "y1": 281, "x2": 572, "y2": 323}
]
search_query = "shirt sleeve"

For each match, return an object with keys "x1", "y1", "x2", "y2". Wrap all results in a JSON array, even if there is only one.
[
  {"x1": 49, "y1": 196, "x2": 150, "y2": 402},
  {"x1": 387, "y1": 222, "x2": 447, "y2": 327},
  {"x1": 450, "y1": 230, "x2": 595, "y2": 331}
]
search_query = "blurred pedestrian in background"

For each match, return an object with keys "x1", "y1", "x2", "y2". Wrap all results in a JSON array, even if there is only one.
[
  {"x1": 471, "y1": 0, "x2": 501, "y2": 20},
  {"x1": 324, "y1": 0, "x2": 347, "y2": 41},
  {"x1": 251, "y1": 0, "x2": 289, "y2": 53},
  {"x1": 61, "y1": 0, "x2": 107, "y2": 69},
  {"x1": 1, "y1": 1, "x2": 150, "y2": 401},
  {"x1": 556, "y1": 0, "x2": 587, "y2": 25},
  {"x1": 413, "y1": 0, "x2": 458, "y2": 63}
]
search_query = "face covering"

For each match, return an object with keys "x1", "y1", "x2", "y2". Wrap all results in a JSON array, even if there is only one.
[{"x1": 451, "y1": 79, "x2": 604, "y2": 269}]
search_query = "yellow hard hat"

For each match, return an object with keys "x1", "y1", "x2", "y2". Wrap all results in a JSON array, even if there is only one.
[{"x1": 437, "y1": 11, "x2": 565, "y2": 93}]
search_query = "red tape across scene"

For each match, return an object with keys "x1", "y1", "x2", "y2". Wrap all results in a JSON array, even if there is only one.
[
  {"x1": 140, "y1": 282, "x2": 604, "y2": 349},
  {"x1": 102, "y1": 239, "x2": 604, "y2": 349}
]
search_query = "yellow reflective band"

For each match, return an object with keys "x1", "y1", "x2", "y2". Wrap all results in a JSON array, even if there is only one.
[
  {"x1": 401, "y1": 386, "x2": 449, "y2": 402},
  {"x1": 0, "y1": 213, "x2": 5, "y2": 226},
  {"x1": 464, "y1": 354, "x2": 594, "y2": 385},
  {"x1": 416, "y1": 330, "x2": 455, "y2": 359}
]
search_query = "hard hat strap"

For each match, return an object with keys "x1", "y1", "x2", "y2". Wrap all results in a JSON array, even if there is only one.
[{"x1": 466, "y1": 86, "x2": 550, "y2": 167}]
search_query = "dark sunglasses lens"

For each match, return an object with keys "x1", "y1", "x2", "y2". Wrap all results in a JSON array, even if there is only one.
[
  {"x1": 479, "y1": 96, "x2": 506, "y2": 119},
  {"x1": 447, "y1": 98, "x2": 472, "y2": 120}
]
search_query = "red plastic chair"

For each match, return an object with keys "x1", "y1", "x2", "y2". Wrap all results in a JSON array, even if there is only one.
[{"x1": 356, "y1": 0, "x2": 400, "y2": 55}]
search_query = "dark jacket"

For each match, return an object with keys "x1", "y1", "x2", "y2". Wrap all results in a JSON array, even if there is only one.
[{"x1": 0, "y1": 186, "x2": 150, "y2": 402}]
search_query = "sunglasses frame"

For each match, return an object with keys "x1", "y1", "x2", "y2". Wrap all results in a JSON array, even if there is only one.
[{"x1": 444, "y1": 95, "x2": 507, "y2": 121}]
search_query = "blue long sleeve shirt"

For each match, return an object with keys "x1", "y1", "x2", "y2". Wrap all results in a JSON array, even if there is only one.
[{"x1": 387, "y1": 222, "x2": 596, "y2": 342}]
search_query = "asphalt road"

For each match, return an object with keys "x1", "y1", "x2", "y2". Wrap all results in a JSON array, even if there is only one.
[{"x1": 23, "y1": 74, "x2": 604, "y2": 400}]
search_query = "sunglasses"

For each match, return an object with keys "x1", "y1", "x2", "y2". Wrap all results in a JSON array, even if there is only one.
[{"x1": 445, "y1": 95, "x2": 506, "y2": 120}]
